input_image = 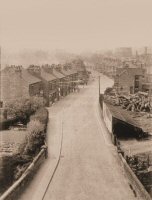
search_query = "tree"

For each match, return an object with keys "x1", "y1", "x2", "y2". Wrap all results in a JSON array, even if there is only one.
[{"x1": 4, "y1": 96, "x2": 45, "y2": 123}]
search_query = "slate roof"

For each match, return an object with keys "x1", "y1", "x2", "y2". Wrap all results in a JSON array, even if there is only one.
[
  {"x1": 116, "y1": 67, "x2": 145, "y2": 77},
  {"x1": 40, "y1": 68, "x2": 57, "y2": 81},
  {"x1": 53, "y1": 69, "x2": 65, "y2": 79},
  {"x1": 21, "y1": 69, "x2": 41, "y2": 84},
  {"x1": 61, "y1": 69, "x2": 72, "y2": 76},
  {"x1": 105, "y1": 102, "x2": 152, "y2": 133},
  {"x1": 69, "y1": 69, "x2": 78, "y2": 74}
]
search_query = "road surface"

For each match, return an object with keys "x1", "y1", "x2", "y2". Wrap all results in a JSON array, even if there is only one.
[{"x1": 20, "y1": 73, "x2": 139, "y2": 200}]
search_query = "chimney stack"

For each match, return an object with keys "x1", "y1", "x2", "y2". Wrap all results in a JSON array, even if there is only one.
[
  {"x1": 42, "y1": 64, "x2": 53, "y2": 74},
  {"x1": 27, "y1": 65, "x2": 41, "y2": 77},
  {"x1": 55, "y1": 64, "x2": 62, "y2": 72},
  {"x1": 5, "y1": 65, "x2": 22, "y2": 77}
]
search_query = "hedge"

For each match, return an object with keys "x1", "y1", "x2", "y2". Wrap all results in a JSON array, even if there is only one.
[
  {"x1": 1, "y1": 97, "x2": 45, "y2": 130},
  {"x1": 23, "y1": 107, "x2": 48, "y2": 156},
  {"x1": 0, "y1": 118, "x2": 19, "y2": 130},
  {"x1": 30, "y1": 107, "x2": 48, "y2": 131}
]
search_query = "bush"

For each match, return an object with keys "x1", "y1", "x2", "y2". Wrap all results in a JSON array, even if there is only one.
[
  {"x1": 4, "y1": 97, "x2": 45, "y2": 124},
  {"x1": 104, "y1": 87, "x2": 114, "y2": 95},
  {"x1": 0, "y1": 118, "x2": 18, "y2": 130},
  {"x1": 30, "y1": 107, "x2": 48, "y2": 130},
  {"x1": 24, "y1": 120, "x2": 45, "y2": 155},
  {"x1": 29, "y1": 96, "x2": 45, "y2": 113},
  {"x1": 10, "y1": 107, "x2": 48, "y2": 159},
  {"x1": 23, "y1": 107, "x2": 48, "y2": 155}
]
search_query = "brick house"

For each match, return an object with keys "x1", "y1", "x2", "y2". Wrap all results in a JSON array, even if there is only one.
[
  {"x1": 42, "y1": 64, "x2": 63, "y2": 100},
  {"x1": 42, "y1": 64, "x2": 68, "y2": 98},
  {"x1": 136, "y1": 48, "x2": 152, "y2": 74},
  {"x1": 142, "y1": 74, "x2": 152, "y2": 94},
  {"x1": 114, "y1": 66, "x2": 146, "y2": 95},
  {"x1": 55, "y1": 64, "x2": 69, "y2": 96},
  {"x1": 62, "y1": 63, "x2": 78, "y2": 93},
  {"x1": 0, "y1": 65, "x2": 42, "y2": 106},
  {"x1": 21, "y1": 68, "x2": 43, "y2": 97},
  {"x1": 27, "y1": 65, "x2": 58, "y2": 106},
  {"x1": 64, "y1": 63, "x2": 78, "y2": 92},
  {"x1": 71, "y1": 59, "x2": 88, "y2": 84},
  {"x1": 58, "y1": 65, "x2": 72, "y2": 95}
]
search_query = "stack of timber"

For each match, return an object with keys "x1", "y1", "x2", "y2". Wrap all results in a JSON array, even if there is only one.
[{"x1": 103, "y1": 87, "x2": 152, "y2": 135}]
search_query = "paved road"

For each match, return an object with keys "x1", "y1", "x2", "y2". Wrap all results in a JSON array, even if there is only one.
[
  {"x1": 20, "y1": 73, "x2": 139, "y2": 200},
  {"x1": 43, "y1": 73, "x2": 138, "y2": 200}
]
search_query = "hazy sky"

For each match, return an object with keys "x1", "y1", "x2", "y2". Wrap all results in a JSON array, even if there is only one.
[{"x1": 1, "y1": 0, "x2": 152, "y2": 53}]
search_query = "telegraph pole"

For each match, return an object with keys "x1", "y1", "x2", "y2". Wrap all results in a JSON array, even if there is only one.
[
  {"x1": 0, "y1": 46, "x2": 1, "y2": 103},
  {"x1": 99, "y1": 75, "x2": 100, "y2": 97},
  {"x1": 0, "y1": 46, "x2": 1, "y2": 70}
]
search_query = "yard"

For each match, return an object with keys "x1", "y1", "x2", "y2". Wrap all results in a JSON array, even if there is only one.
[{"x1": 0, "y1": 129, "x2": 27, "y2": 154}]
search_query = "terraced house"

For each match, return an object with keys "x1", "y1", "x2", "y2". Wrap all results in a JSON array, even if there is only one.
[
  {"x1": 0, "y1": 65, "x2": 42, "y2": 107},
  {"x1": 61, "y1": 63, "x2": 78, "y2": 94},
  {"x1": 42, "y1": 64, "x2": 65, "y2": 98},
  {"x1": 114, "y1": 64, "x2": 146, "y2": 94},
  {"x1": 63, "y1": 63, "x2": 78, "y2": 92},
  {"x1": 27, "y1": 65, "x2": 58, "y2": 106},
  {"x1": 55, "y1": 64, "x2": 69, "y2": 96},
  {"x1": 0, "y1": 60, "x2": 86, "y2": 107},
  {"x1": 72, "y1": 59, "x2": 89, "y2": 84}
]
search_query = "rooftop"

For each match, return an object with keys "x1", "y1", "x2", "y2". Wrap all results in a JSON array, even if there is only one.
[
  {"x1": 61, "y1": 68, "x2": 73, "y2": 76},
  {"x1": 53, "y1": 68, "x2": 65, "y2": 79},
  {"x1": 105, "y1": 102, "x2": 152, "y2": 134},
  {"x1": 41, "y1": 68, "x2": 57, "y2": 81},
  {"x1": 21, "y1": 68, "x2": 41, "y2": 84},
  {"x1": 116, "y1": 67, "x2": 145, "y2": 77}
]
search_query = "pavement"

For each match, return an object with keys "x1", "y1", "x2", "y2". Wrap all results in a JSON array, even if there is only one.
[{"x1": 19, "y1": 72, "x2": 140, "y2": 200}]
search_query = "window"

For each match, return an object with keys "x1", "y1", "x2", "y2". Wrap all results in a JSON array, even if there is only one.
[
  {"x1": 134, "y1": 75, "x2": 140, "y2": 91},
  {"x1": 0, "y1": 101, "x2": 3, "y2": 108}
]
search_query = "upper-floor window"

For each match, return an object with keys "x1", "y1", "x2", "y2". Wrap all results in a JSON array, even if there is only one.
[
  {"x1": 0, "y1": 101, "x2": 3, "y2": 108},
  {"x1": 135, "y1": 75, "x2": 140, "y2": 81}
]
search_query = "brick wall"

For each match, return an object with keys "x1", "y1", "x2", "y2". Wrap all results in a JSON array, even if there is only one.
[
  {"x1": 115, "y1": 71, "x2": 134, "y2": 94},
  {"x1": 1, "y1": 69, "x2": 24, "y2": 103}
]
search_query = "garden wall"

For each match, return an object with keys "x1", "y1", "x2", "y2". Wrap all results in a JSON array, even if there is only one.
[
  {"x1": 0, "y1": 146, "x2": 47, "y2": 200},
  {"x1": 118, "y1": 153, "x2": 152, "y2": 200}
]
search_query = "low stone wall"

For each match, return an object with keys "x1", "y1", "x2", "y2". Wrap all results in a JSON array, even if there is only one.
[
  {"x1": 118, "y1": 153, "x2": 152, "y2": 200},
  {"x1": 99, "y1": 100, "x2": 152, "y2": 199},
  {"x1": 0, "y1": 146, "x2": 47, "y2": 200}
]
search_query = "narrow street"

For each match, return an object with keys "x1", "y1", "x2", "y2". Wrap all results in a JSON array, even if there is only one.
[{"x1": 20, "y1": 73, "x2": 139, "y2": 200}]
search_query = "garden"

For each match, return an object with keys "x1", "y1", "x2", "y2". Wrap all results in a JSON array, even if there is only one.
[{"x1": 0, "y1": 96, "x2": 49, "y2": 195}]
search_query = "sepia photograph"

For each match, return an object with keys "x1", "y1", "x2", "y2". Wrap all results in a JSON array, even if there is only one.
[{"x1": 0, "y1": 0, "x2": 152, "y2": 199}]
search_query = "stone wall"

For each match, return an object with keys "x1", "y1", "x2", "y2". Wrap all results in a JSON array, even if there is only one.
[
  {"x1": 118, "y1": 153, "x2": 152, "y2": 200},
  {"x1": 0, "y1": 146, "x2": 47, "y2": 200}
]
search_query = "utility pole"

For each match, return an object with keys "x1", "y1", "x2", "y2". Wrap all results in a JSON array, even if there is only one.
[
  {"x1": 99, "y1": 75, "x2": 100, "y2": 97},
  {"x1": 0, "y1": 46, "x2": 1, "y2": 104},
  {"x1": 0, "y1": 46, "x2": 1, "y2": 70}
]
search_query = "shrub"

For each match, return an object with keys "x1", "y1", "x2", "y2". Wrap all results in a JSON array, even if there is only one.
[
  {"x1": 29, "y1": 96, "x2": 45, "y2": 113},
  {"x1": 24, "y1": 120, "x2": 45, "y2": 155},
  {"x1": 0, "y1": 118, "x2": 18, "y2": 130},
  {"x1": 30, "y1": 107, "x2": 48, "y2": 130},
  {"x1": 104, "y1": 87, "x2": 114, "y2": 95},
  {"x1": 4, "y1": 97, "x2": 45, "y2": 124}
]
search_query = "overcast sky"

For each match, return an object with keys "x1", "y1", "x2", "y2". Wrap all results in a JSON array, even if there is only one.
[{"x1": 0, "y1": 0, "x2": 152, "y2": 53}]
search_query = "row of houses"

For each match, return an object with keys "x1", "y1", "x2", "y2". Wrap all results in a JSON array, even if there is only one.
[
  {"x1": 95, "y1": 56, "x2": 122, "y2": 78},
  {"x1": 95, "y1": 55, "x2": 152, "y2": 95},
  {"x1": 0, "y1": 60, "x2": 89, "y2": 107},
  {"x1": 114, "y1": 65, "x2": 146, "y2": 94}
]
